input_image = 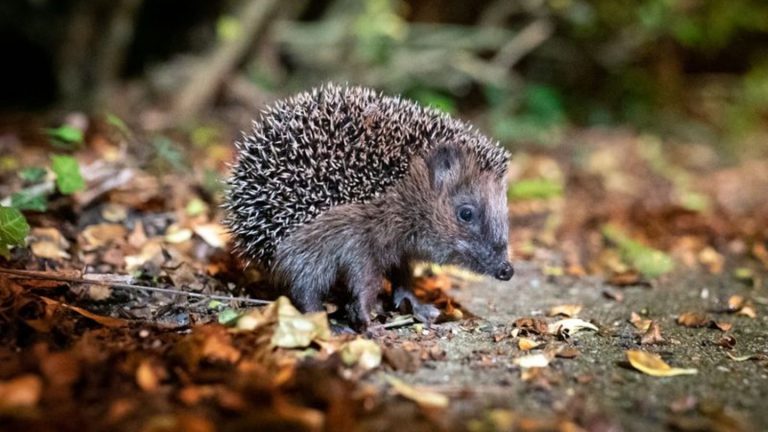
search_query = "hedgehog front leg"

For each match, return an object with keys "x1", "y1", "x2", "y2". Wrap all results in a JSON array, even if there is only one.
[
  {"x1": 389, "y1": 261, "x2": 440, "y2": 324},
  {"x1": 345, "y1": 265, "x2": 383, "y2": 331}
]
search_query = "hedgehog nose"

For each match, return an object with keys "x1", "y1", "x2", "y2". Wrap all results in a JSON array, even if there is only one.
[{"x1": 495, "y1": 262, "x2": 514, "y2": 281}]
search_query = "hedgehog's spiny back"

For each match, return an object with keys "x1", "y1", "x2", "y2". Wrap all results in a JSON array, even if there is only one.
[{"x1": 224, "y1": 84, "x2": 508, "y2": 266}]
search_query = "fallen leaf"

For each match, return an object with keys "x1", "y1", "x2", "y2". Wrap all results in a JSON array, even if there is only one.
[
  {"x1": 630, "y1": 312, "x2": 653, "y2": 331},
  {"x1": 518, "y1": 337, "x2": 541, "y2": 351},
  {"x1": 271, "y1": 297, "x2": 331, "y2": 348},
  {"x1": 712, "y1": 321, "x2": 732, "y2": 332},
  {"x1": 676, "y1": 312, "x2": 710, "y2": 328},
  {"x1": 80, "y1": 223, "x2": 127, "y2": 250},
  {"x1": 626, "y1": 350, "x2": 698, "y2": 376},
  {"x1": 0, "y1": 374, "x2": 43, "y2": 409},
  {"x1": 40, "y1": 296, "x2": 127, "y2": 327},
  {"x1": 164, "y1": 225, "x2": 193, "y2": 244},
  {"x1": 193, "y1": 223, "x2": 229, "y2": 249},
  {"x1": 640, "y1": 321, "x2": 665, "y2": 345},
  {"x1": 29, "y1": 227, "x2": 70, "y2": 260},
  {"x1": 554, "y1": 346, "x2": 580, "y2": 359},
  {"x1": 736, "y1": 305, "x2": 756, "y2": 318},
  {"x1": 547, "y1": 318, "x2": 598, "y2": 336},
  {"x1": 727, "y1": 295, "x2": 745, "y2": 311},
  {"x1": 698, "y1": 247, "x2": 724, "y2": 274},
  {"x1": 101, "y1": 203, "x2": 128, "y2": 222},
  {"x1": 513, "y1": 317, "x2": 549, "y2": 335},
  {"x1": 385, "y1": 376, "x2": 449, "y2": 409},
  {"x1": 340, "y1": 338, "x2": 382, "y2": 371},
  {"x1": 513, "y1": 353, "x2": 550, "y2": 368},
  {"x1": 547, "y1": 304, "x2": 582, "y2": 317},
  {"x1": 716, "y1": 335, "x2": 736, "y2": 350}
]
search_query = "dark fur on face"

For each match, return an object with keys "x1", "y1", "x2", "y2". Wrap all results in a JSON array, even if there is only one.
[{"x1": 271, "y1": 144, "x2": 512, "y2": 330}]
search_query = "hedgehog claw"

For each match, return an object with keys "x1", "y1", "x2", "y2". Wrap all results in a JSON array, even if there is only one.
[{"x1": 393, "y1": 287, "x2": 441, "y2": 324}]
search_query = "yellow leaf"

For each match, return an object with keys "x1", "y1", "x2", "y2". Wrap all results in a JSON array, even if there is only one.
[
  {"x1": 385, "y1": 376, "x2": 449, "y2": 409},
  {"x1": 626, "y1": 350, "x2": 697, "y2": 377},
  {"x1": 517, "y1": 337, "x2": 541, "y2": 351},
  {"x1": 547, "y1": 304, "x2": 582, "y2": 317}
]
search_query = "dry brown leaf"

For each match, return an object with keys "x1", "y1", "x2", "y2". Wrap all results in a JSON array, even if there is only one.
[
  {"x1": 727, "y1": 295, "x2": 745, "y2": 311},
  {"x1": 271, "y1": 296, "x2": 331, "y2": 348},
  {"x1": 630, "y1": 312, "x2": 653, "y2": 331},
  {"x1": 518, "y1": 337, "x2": 541, "y2": 351},
  {"x1": 385, "y1": 375, "x2": 449, "y2": 409},
  {"x1": 513, "y1": 317, "x2": 549, "y2": 335},
  {"x1": 80, "y1": 223, "x2": 127, "y2": 250},
  {"x1": 554, "y1": 346, "x2": 580, "y2": 359},
  {"x1": 340, "y1": 338, "x2": 382, "y2": 371},
  {"x1": 29, "y1": 227, "x2": 70, "y2": 260},
  {"x1": 128, "y1": 220, "x2": 148, "y2": 248},
  {"x1": 0, "y1": 374, "x2": 43, "y2": 409},
  {"x1": 698, "y1": 247, "x2": 724, "y2": 274},
  {"x1": 101, "y1": 203, "x2": 128, "y2": 222},
  {"x1": 626, "y1": 350, "x2": 698, "y2": 376},
  {"x1": 716, "y1": 335, "x2": 737, "y2": 350},
  {"x1": 712, "y1": 321, "x2": 733, "y2": 332},
  {"x1": 676, "y1": 312, "x2": 710, "y2": 328},
  {"x1": 737, "y1": 305, "x2": 756, "y2": 318},
  {"x1": 193, "y1": 223, "x2": 229, "y2": 249},
  {"x1": 640, "y1": 321, "x2": 664, "y2": 345},
  {"x1": 40, "y1": 296, "x2": 128, "y2": 327},
  {"x1": 547, "y1": 304, "x2": 583, "y2": 318}
]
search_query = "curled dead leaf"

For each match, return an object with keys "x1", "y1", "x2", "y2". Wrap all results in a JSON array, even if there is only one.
[
  {"x1": 518, "y1": 337, "x2": 541, "y2": 351},
  {"x1": 640, "y1": 321, "x2": 664, "y2": 345},
  {"x1": 626, "y1": 350, "x2": 698, "y2": 377},
  {"x1": 547, "y1": 318, "x2": 598, "y2": 336},
  {"x1": 630, "y1": 312, "x2": 652, "y2": 332},
  {"x1": 29, "y1": 227, "x2": 71, "y2": 260},
  {"x1": 676, "y1": 312, "x2": 710, "y2": 328},
  {"x1": 80, "y1": 223, "x2": 127, "y2": 250}
]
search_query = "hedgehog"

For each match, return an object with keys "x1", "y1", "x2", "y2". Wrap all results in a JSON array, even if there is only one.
[{"x1": 224, "y1": 84, "x2": 513, "y2": 330}]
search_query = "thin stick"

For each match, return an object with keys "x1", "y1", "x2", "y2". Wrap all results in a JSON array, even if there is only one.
[
  {"x1": 0, "y1": 268, "x2": 271, "y2": 305},
  {"x1": 370, "y1": 316, "x2": 416, "y2": 331}
]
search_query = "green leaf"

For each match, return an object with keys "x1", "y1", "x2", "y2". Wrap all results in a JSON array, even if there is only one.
[
  {"x1": 19, "y1": 167, "x2": 47, "y2": 183},
  {"x1": 11, "y1": 191, "x2": 47, "y2": 212},
  {"x1": 217, "y1": 16, "x2": 241, "y2": 42},
  {"x1": 51, "y1": 155, "x2": 85, "y2": 195},
  {"x1": 218, "y1": 308, "x2": 240, "y2": 325},
  {"x1": 46, "y1": 126, "x2": 84, "y2": 149},
  {"x1": 508, "y1": 178, "x2": 563, "y2": 200},
  {"x1": 0, "y1": 206, "x2": 30, "y2": 259},
  {"x1": 106, "y1": 113, "x2": 131, "y2": 137},
  {"x1": 602, "y1": 224, "x2": 674, "y2": 278}
]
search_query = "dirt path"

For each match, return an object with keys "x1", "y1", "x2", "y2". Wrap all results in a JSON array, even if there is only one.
[{"x1": 371, "y1": 262, "x2": 768, "y2": 431}]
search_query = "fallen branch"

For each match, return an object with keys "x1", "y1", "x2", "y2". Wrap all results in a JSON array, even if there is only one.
[
  {"x1": 0, "y1": 268, "x2": 271, "y2": 306},
  {"x1": 170, "y1": 0, "x2": 279, "y2": 122}
]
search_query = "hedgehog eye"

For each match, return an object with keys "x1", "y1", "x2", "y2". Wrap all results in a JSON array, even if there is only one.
[{"x1": 457, "y1": 205, "x2": 475, "y2": 223}]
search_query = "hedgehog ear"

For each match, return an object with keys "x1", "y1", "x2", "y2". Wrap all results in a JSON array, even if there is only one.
[{"x1": 426, "y1": 145, "x2": 461, "y2": 190}]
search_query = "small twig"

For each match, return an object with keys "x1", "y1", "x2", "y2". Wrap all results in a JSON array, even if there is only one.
[
  {"x1": 370, "y1": 316, "x2": 416, "y2": 331},
  {"x1": 0, "y1": 268, "x2": 271, "y2": 305}
]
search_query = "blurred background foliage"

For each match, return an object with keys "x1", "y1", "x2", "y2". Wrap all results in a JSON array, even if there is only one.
[{"x1": 1, "y1": 0, "x2": 767, "y2": 159}]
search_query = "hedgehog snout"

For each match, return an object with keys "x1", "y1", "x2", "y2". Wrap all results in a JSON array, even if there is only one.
[{"x1": 494, "y1": 261, "x2": 514, "y2": 281}]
